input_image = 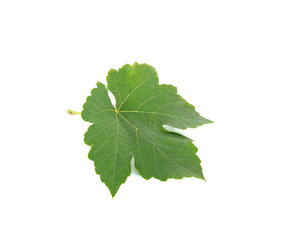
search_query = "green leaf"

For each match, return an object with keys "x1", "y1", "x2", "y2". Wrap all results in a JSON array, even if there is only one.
[{"x1": 82, "y1": 63, "x2": 212, "y2": 197}]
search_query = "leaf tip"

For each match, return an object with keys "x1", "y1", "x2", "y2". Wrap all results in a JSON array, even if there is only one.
[
  {"x1": 198, "y1": 116, "x2": 214, "y2": 127},
  {"x1": 109, "y1": 189, "x2": 118, "y2": 198},
  {"x1": 96, "y1": 81, "x2": 105, "y2": 89},
  {"x1": 199, "y1": 173, "x2": 206, "y2": 181},
  {"x1": 205, "y1": 119, "x2": 214, "y2": 124}
]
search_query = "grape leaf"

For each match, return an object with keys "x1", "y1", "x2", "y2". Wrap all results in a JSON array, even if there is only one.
[{"x1": 82, "y1": 63, "x2": 212, "y2": 197}]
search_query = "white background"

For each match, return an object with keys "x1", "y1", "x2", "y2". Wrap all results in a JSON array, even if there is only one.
[{"x1": 1, "y1": 0, "x2": 289, "y2": 239}]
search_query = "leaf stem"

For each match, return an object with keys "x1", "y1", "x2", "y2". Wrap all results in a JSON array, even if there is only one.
[{"x1": 67, "y1": 109, "x2": 81, "y2": 115}]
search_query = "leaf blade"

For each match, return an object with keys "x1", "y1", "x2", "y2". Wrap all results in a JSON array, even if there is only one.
[{"x1": 82, "y1": 63, "x2": 212, "y2": 197}]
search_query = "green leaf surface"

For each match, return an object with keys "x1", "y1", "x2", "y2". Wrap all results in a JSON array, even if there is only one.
[{"x1": 82, "y1": 63, "x2": 212, "y2": 197}]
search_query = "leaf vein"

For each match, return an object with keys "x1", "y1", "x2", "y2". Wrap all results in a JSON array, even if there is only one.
[{"x1": 86, "y1": 121, "x2": 117, "y2": 143}]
